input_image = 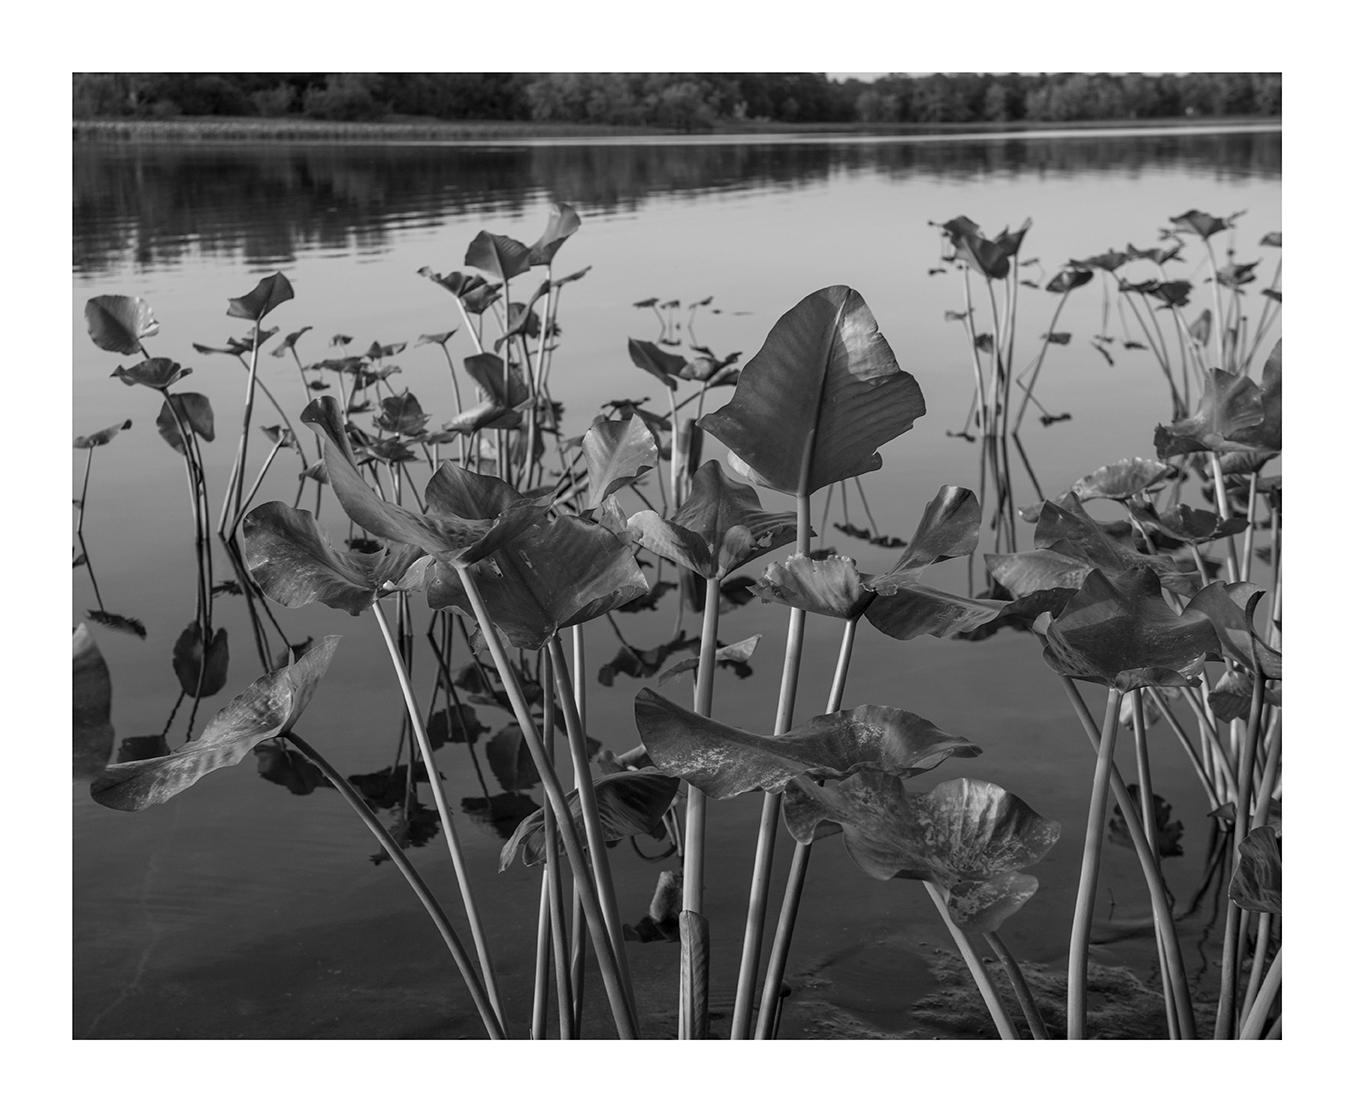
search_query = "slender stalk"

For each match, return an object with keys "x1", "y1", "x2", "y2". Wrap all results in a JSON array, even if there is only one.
[
  {"x1": 371, "y1": 602, "x2": 506, "y2": 1032},
  {"x1": 1067, "y1": 687, "x2": 1124, "y2": 1039},
  {"x1": 1132, "y1": 691, "x2": 1178, "y2": 1038},
  {"x1": 454, "y1": 564, "x2": 636, "y2": 1037},
  {"x1": 984, "y1": 932, "x2": 1049, "y2": 1039},
  {"x1": 730, "y1": 491, "x2": 811, "y2": 1039},
  {"x1": 547, "y1": 636, "x2": 638, "y2": 1020},
  {"x1": 924, "y1": 881, "x2": 1018, "y2": 1039},
  {"x1": 754, "y1": 616, "x2": 857, "y2": 1039},
  {"x1": 231, "y1": 438, "x2": 284, "y2": 532},
  {"x1": 1013, "y1": 289, "x2": 1071, "y2": 431},
  {"x1": 77, "y1": 448, "x2": 94, "y2": 534},
  {"x1": 285, "y1": 733, "x2": 504, "y2": 1039},
  {"x1": 680, "y1": 575, "x2": 722, "y2": 1038},
  {"x1": 531, "y1": 874, "x2": 551, "y2": 1039},
  {"x1": 1241, "y1": 911, "x2": 1274, "y2": 1024},
  {"x1": 1238, "y1": 948, "x2": 1282, "y2": 1039},
  {"x1": 224, "y1": 323, "x2": 264, "y2": 533},
  {"x1": 1208, "y1": 454, "x2": 1240, "y2": 583}
]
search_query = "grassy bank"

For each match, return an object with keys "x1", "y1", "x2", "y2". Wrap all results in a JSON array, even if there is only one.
[{"x1": 74, "y1": 114, "x2": 1279, "y2": 145}]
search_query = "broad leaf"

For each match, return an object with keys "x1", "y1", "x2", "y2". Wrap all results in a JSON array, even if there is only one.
[
  {"x1": 74, "y1": 624, "x2": 114, "y2": 779},
  {"x1": 500, "y1": 768, "x2": 680, "y2": 869},
  {"x1": 529, "y1": 202, "x2": 581, "y2": 267},
  {"x1": 243, "y1": 501, "x2": 424, "y2": 616},
  {"x1": 91, "y1": 637, "x2": 340, "y2": 811},
  {"x1": 1071, "y1": 458, "x2": 1173, "y2": 502},
  {"x1": 375, "y1": 391, "x2": 430, "y2": 438},
  {"x1": 753, "y1": 554, "x2": 872, "y2": 620},
  {"x1": 1182, "y1": 581, "x2": 1282, "y2": 679},
  {"x1": 634, "y1": 687, "x2": 979, "y2": 799},
  {"x1": 155, "y1": 393, "x2": 215, "y2": 454},
  {"x1": 699, "y1": 286, "x2": 925, "y2": 496},
  {"x1": 227, "y1": 272, "x2": 294, "y2": 322},
  {"x1": 783, "y1": 772, "x2": 1060, "y2": 932},
  {"x1": 415, "y1": 512, "x2": 649, "y2": 650},
  {"x1": 465, "y1": 231, "x2": 532, "y2": 281},
  {"x1": 1170, "y1": 209, "x2": 1229, "y2": 239},
  {"x1": 465, "y1": 352, "x2": 530, "y2": 408},
  {"x1": 1228, "y1": 825, "x2": 1281, "y2": 914},
  {"x1": 1155, "y1": 369, "x2": 1266, "y2": 457},
  {"x1": 111, "y1": 358, "x2": 191, "y2": 390},
  {"x1": 627, "y1": 338, "x2": 687, "y2": 389},
  {"x1": 302, "y1": 395, "x2": 545, "y2": 563},
  {"x1": 1043, "y1": 568, "x2": 1219, "y2": 690},
  {"x1": 85, "y1": 295, "x2": 159, "y2": 355},
  {"x1": 881, "y1": 485, "x2": 981, "y2": 573},
  {"x1": 1047, "y1": 268, "x2": 1093, "y2": 294},
  {"x1": 1207, "y1": 669, "x2": 1281, "y2": 722},
  {"x1": 627, "y1": 459, "x2": 797, "y2": 579},
  {"x1": 73, "y1": 419, "x2": 132, "y2": 450},
  {"x1": 582, "y1": 414, "x2": 658, "y2": 508},
  {"x1": 172, "y1": 621, "x2": 230, "y2": 698}
]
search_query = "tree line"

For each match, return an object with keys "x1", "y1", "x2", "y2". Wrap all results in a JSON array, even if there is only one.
[{"x1": 74, "y1": 73, "x2": 1281, "y2": 129}]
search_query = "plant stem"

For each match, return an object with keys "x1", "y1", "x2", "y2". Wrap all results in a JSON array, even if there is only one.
[
  {"x1": 1132, "y1": 691, "x2": 1178, "y2": 1038},
  {"x1": 924, "y1": 881, "x2": 1019, "y2": 1039},
  {"x1": 1013, "y1": 289, "x2": 1071, "y2": 432},
  {"x1": 1238, "y1": 948, "x2": 1281, "y2": 1040},
  {"x1": 371, "y1": 602, "x2": 506, "y2": 1032},
  {"x1": 547, "y1": 636, "x2": 639, "y2": 1022},
  {"x1": 1067, "y1": 687, "x2": 1124, "y2": 1039},
  {"x1": 729, "y1": 491, "x2": 811, "y2": 1039},
  {"x1": 984, "y1": 931, "x2": 1049, "y2": 1039},
  {"x1": 1241, "y1": 911, "x2": 1274, "y2": 1025},
  {"x1": 453, "y1": 565, "x2": 636, "y2": 1036},
  {"x1": 680, "y1": 575, "x2": 722, "y2": 1038},
  {"x1": 284, "y1": 733, "x2": 504, "y2": 1039},
  {"x1": 754, "y1": 615, "x2": 857, "y2": 1039}
]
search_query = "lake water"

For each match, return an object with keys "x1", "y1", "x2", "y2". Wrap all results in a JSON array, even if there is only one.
[{"x1": 72, "y1": 127, "x2": 1281, "y2": 1038}]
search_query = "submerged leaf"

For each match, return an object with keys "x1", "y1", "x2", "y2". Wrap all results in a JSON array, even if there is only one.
[
  {"x1": 91, "y1": 637, "x2": 340, "y2": 811},
  {"x1": 485, "y1": 724, "x2": 540, "y2": 792},
  {"x1": 699, "y1": 286, "x2": 925, "y2": 495},
  {"x1": 635, "y1": 687, "x2": 979, "y2": 799}
]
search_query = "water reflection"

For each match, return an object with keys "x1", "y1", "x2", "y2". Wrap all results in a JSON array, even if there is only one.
[{"x1": 73, "y1": 130, "x2": 1280, "y2": 276}]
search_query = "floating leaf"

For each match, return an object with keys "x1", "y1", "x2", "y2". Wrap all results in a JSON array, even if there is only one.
[
  {"x1": 91, "y1": 637, "x2": 340, "y2": 811},
  {"x1": 243, "y1": 501, "x2": 424, "y2": 616},
  {"x1": 500, "y1": 769, "x2": 680, "y2": 869},
  {"x1": 85, "y1": 295, "x2": 159, "y2": 355},
  {"x1": 172, "y1": 621, "x2": 231, "y2": 698},
  {"x1": 73, "y1": 419, "x2": 132, "y2": 450},
  {"x1": 111, "y1": 357, "x2": 191, "y2": 390},
  {"x1": 74, "y1": 624, "x2": 114, "y2": 779},
  {"x1": 582, "y1": 414, "x2": 659, "y2": 508},
  {"x1": 699, "y1": 286, "x2": 925, "y2": 496},
  {"x1": 227, "y1": 272, "x2": 294, "y2": 322},
  {"x1": 1071, "y1": 458, "x2": 1173, "y2": 502},
  {"x1": 783, "y1": 772, "x2": 1060, "y2": 932},
  {"x1": 465, "y1": 231, "x2": 532, "y2": 281},
  {"x1": 529, "y1": 201, "x2": 581, "y2": 267},
  {"x1": 155, "y1": 393, "x2": 215, "y2": 454},
  {"x1": 1228, "y1": 826, "x2": 1281, "y2": 914},
  {"x1": 627, "y1": 460, "x2": 797, "y2": 579},
  {"x1": 635, "y1": 687, "x2": 979, "y2": 800},
  {"x1": 1043, "y1": 568, "x2": 1219, "y2": 690}
]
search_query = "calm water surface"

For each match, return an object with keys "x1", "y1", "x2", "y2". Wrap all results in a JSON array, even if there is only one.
[{"x1": 73, "y1": 129, "x2": 1281, "y2": 1038}]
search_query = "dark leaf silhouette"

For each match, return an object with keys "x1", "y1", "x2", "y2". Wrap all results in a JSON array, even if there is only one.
[
  {"x1": 86, "y1": 610, "x2": 147, "y2": 640},
  {"x1": 1170, "y1": 209, "x2": 1229, "y2": 239},
  {"x1": 1109, "y1": 785, "x2": 1184, "y2": 858},
  {"x1": 1229, "y1": 826, "x2": 1281, "y2": 913},
  {"x1": 73, "y1": 419, "x2": 132, "y2": 449},
  {"x1": 485, "y1": 724, "x2": 540, "y2": 792},
  {"x1": 172, "y1": 622, "x2": 231, "y2": 698},
  {"x1": 227, "y1": 272, "x2": 294, "y2": 322},
  {"x1": 427, "y1": 705, "x2": 486, "y2": 749},
  {"x1": 111, "y1": 358, "x2": 191, "y2": 391},
  {"x1": 156, "y1": 393, "x2": 215, "y2": 454},
  {"x1": 627, "y1": 338, "x2": 688, "y2": 389},
  {"x1": 85, "y1": 295, "x2": 159, "y2": 355}
]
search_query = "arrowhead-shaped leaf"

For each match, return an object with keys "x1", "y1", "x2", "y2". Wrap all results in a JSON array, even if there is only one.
[
  {"x1": 1228, "y1": 825, "x2": 1281, "y2": 914},
  {"x1": 627, "y1": 338, "x2": 688, "y2": 389},
  {"x1": 465, "y1": 352, "x2": 530, "y2": 408},
  {"x1": 582, "y1": 414, "x2": 658, "y2": 508},
  {"x1": 227, "y1": 272, "x2": 294, "y2": 322},
  {"x1": 529, "y1": 202, "x2": 582, "y2": 267},
  {"x1": 465, "y1": 231, "x2": 532, "y2": 281},
  {"x1": 155, "y1": 393, "x2": 215, "y2": 454},
  {"x1": 634, "y1": 687, "x2": 980, "y2": 799},
  {"x1": 699, "y1": 286, "x2": 925, "y2": 495},
  {"x1": 91, "y1": 637, "x2": 340, "y2": 811},
  {"x1": 111, "y1": 358, "x2": 192, "y2": 390},
  {"x1": 1182, "y1": 581, "x2": 1282, "y2": 679},
  {"x1": 85, "y1": 295, "x2": 160, "y2": 355},
  {"x1": 243, "y1": 501, "x2": 424, "y2": 616},
  {"x1": 1155, "y1": 369, "x2": 1266, "y2": 457}
]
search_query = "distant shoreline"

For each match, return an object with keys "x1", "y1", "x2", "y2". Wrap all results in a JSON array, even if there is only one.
[{"x1": 73, "y1": 115, "x2": 1281, "y2": 146}]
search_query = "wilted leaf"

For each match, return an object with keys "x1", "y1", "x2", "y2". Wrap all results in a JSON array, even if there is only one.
[
  {"x1": 85, "y1": 295, "x2": 159, "y2": 355},
  {"x1": 91, "y1": 637, "x2": 340, "y2": 811},
  {"x1": 783, "y1": 772, "x2": 1060, "y2": 932},
  {"x1": 753, "y1": 554, "x2": 872, "y2": 621},
  {"x1": 227, "y1": 272, "x2": 294, "y2": 322},
  {"x1": 699, "y1": 286, "x2": 925, "y2": 496},
  {"x1": 635, "y1": 687, "x2": 979, "y2": 799},
  {"x1": 500, "y1": 768, "x2": 680, "y2": 869},
  {"x1": 86, "y1": 610, "x2": 147, "y2": 640}
]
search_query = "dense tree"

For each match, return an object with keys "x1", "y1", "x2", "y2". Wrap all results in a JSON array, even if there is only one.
[{"x1": 72, "y1": 72, "x2": 1282, "y2": 127}]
